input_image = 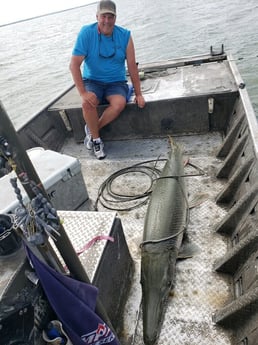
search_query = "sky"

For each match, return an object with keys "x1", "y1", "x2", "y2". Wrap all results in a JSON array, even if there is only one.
[{"x1": 0, "y1": 0, "x2": 94, "y2": 26}]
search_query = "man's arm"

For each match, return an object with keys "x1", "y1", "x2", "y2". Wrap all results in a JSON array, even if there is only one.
[
  {"x1": 126, "y1": 36, "x2": 145, "y2": 108},
  {"x1": 69, "y1": 55, "x2": 86, "y2": 96},
  {"x1": 69, "y1": 55, "x2": 98, "y2": 107}
]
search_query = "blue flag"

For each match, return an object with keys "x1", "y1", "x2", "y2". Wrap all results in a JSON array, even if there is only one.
[{"x1": 26, "y1": 247, "x2": 120, "y2": 345}]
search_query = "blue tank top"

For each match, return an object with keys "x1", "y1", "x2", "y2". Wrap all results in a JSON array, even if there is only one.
[{"x1": 72, "y1": 23, "x2": 130, "y2": 83}]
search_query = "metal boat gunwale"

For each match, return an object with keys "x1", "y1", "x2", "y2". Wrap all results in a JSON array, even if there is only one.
[{"x1": 227, "y1": 53, "x2": 258, "y2": 154}]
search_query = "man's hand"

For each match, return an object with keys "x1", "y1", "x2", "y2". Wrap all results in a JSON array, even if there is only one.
[
  {"x1": 81, "y1": 91, "x2": 99, "y2": 108},
  {"x1": 135, "y1": 94, "x2": 145, "y2": 108}
]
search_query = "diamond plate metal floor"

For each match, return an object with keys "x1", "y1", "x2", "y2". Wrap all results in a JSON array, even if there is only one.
[{"x1": 62, "y1": 134, "x2": 233, "y2": 345}]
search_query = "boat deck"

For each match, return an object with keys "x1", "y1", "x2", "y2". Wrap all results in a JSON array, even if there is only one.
[{"x1": 61, "y1": 132, "x2": 232, "y2": 345}]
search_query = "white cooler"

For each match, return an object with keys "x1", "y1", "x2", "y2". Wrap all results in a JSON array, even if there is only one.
[{"x1": 0, "y1": 148, "x2": 89, "y2": 213}]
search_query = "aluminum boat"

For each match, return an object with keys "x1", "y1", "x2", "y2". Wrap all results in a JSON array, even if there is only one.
[{"x1": 1, "y1": 47, "x2": 258, "y2": 345}]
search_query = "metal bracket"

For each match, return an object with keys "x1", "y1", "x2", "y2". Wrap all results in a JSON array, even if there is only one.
[{"x1": 210, "y1": 44, "x2": 224, "y2": 56}]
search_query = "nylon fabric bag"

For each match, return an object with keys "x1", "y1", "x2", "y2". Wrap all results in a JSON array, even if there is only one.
[{"x1": 26, "y1": 247, "x2": 120, "y2": 345}]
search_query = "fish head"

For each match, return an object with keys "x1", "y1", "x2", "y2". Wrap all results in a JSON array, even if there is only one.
[{"x1": 141, "y1": 248, "x2": 176, "y2": 345}]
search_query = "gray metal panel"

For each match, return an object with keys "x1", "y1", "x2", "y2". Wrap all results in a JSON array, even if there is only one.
[
  {"x1": 56, "y1": 211, "x2": 118, "y2": 280},
  {"x1": 55, "y1": 211, "x2": 134, "y2": 332}
]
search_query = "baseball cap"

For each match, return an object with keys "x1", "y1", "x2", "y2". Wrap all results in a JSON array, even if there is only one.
[{"x1": 97, "y1": 0, "x2": 116, "y2": 16}]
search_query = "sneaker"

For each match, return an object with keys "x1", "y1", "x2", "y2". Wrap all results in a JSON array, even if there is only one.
[
  {"x1": 93, "y1": 140, "x2": 106, "y2": 159},
  {"x1": 84, "y1": 124, "x2": 93, "y2": 150},
  {"x1": 42, "y1": 320, "x2": 72, "y2": 345}
]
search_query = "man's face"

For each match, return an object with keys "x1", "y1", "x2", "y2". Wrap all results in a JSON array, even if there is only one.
[{"x1": 97, "y1": 13, "x2": 116, "y2": 36}]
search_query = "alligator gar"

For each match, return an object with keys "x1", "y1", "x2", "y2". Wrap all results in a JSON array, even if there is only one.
[{"x1": 140, "y1": 139, "x2": 188, "y2": 345}]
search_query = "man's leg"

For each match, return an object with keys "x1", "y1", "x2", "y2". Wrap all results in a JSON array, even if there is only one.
[
  {"x1": 82, "y1": 80, "x2": 103, "y2": 140},
  {"x1": 98, "y1": 94, "x2": 126, "y2": 129},
  {"x1": 81, "y1": 81, "x2": 106, "y2": 159},
  {"x1": 82, "y1": 81, "x2": 127, "y2": 159},
  {"x1": 82, "y1": 98, "x2": 106, "y2": 159},
  {"x1": 82, "y1": 94, "x2": 100, "y2": 140}
]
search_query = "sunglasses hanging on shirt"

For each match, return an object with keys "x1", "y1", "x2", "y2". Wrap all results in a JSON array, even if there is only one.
[{"x1": 98, "y1": 33, "x2": 116, "y2": 58}]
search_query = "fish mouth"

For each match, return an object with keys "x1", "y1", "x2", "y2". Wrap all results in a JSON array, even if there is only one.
[
  {"x1": 141, "y1": 250, "x2": 174, "y2": 345},
  {"x1": 142, "y1": 290, "x2": 169, "y2": 345},
  {"x1": 143, "y1": 333, "x2": 158, "y2": 345},
  {"x1": 143, "y1": 311, "x2": 162, "y2": 345}
]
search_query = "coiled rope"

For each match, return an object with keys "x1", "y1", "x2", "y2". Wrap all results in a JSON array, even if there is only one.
[
  {"x1": 94, "y1": 159, "x2": 164, "y2": 211},
  {"x1": 94, "y1": 158, "x2": 205, "y2": 212}
]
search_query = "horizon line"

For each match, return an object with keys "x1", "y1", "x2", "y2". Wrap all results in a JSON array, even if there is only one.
[{"x1": 0, "y1": 2, "x2": 97, "y2": 27}]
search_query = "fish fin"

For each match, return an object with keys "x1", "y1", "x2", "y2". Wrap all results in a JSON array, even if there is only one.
[
  {"x1": 178, "y1": 241, "x2": 200, "y2": 259},
  {"x1": 189, "y1": 193, "x2": 209, "y2": 209},
  {"x1": 178, "y1": 233, "x2": 200, "y2": 259}
]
